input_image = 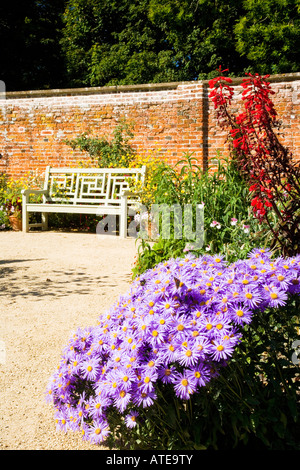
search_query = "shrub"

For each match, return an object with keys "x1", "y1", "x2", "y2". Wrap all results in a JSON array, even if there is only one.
[
  {"x1": 64, "y1": 118, "x2": 136, "y2": 168},
  {"x1": 0, "y1": 171, "x2": 43, "y2": 228},
  {"x1": 0, "y1": 172, "x2": 8, "y2": 229},
  {"x1": 46, "y1": 248, "x2": 300, "y2": 449}
]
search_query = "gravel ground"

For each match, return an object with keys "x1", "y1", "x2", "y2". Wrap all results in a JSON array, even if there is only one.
[{"x1": 0, "y1": 230, "x2": 139, "y2": 450}]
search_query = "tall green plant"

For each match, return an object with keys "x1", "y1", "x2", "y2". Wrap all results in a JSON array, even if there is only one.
[{"x1": 132, "y1": 154, "x2": 268, "y2": 277}]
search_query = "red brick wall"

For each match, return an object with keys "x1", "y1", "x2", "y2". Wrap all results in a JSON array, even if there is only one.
[{"x1": 0, "y1": 73, "x2": 299, "y2": 180}]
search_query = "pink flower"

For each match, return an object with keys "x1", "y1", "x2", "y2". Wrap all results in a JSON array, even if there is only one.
[{"x1": 210, "y1": 220, "x2": 221, "y2": 229}]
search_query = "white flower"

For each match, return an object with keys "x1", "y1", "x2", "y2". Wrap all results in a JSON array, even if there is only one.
[
  {"x1": 230, "y1": 218, "x2": 238, "y2": 226},
  {"x1": 205, "y1": 245, "x2": 211, "y2": 251},
  {"x1": 243, "y1": 224, "x2": 250, "y2": 233}
]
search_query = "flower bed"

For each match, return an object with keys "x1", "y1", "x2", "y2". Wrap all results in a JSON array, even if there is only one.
[{"x1": 46, "y1": 248, "x2": 300, "y2": 448}]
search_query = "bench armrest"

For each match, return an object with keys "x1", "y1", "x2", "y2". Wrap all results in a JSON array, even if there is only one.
[
  {"x1": 22, "y1": 188, "x2": 49, "y2": 205},
  {"x1": 21, "y1": 188, "x2": 48, "y2": 197},
  {"x1": 122, "y1": 189, "x2": 142, "y2": 197}
]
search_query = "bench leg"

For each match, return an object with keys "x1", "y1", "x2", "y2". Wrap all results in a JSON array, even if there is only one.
[
  {"x1": 22, "y1": 207, "x2": 29, "y2": 233},
  {"x1": 120, "y1": 195, "x2": 127, "y2": 238},
  {"x1": 42, "y1": 212, "x2": 48, "y2": 231}
]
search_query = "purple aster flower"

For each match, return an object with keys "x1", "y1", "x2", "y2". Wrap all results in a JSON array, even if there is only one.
[
  {"x1": 161, "y1": 340, "x2": 180, "y2": 363},
  {"x1": 80, "y1": 357, "x2": 101, "y2": 381},
  {"x1": 178, "y1": 340, "x2": 204, "y2": 367},
  {"x1": 54, "y1": 409, "x2": 69, "y2": 433},
  {"x1": 89, "y1": 396, "x2": 112, "y2": 418},
  {"x1": 173, "y1": 371, "x2": 197, "y2": 400},
  {"x1": 210, "y1": 339, "x2": 236, "y2": 361},
  {"x1": 241, "y1": 286, "x2": 262, "y2": 308},
  {"x1": 228, "y1": 305, "x2": 253, "y2": 325},
  {"x1": 114, "y1": 389, "x2": 132, "y2": 413},
  {"x1": 139, "y1": 367, "x2": 158, "y2": 393},
  {"x1": 157, "y1": 365, "x2": 177, "y2": 384},
  {"x1": 88, "y1": 418, "x2": 110, "y2": 444},
  {"x1": 46, "y1": 248, "x2": 300, "y2": 446},
  {"x1": 185, "y1": 363, "x2": 211, "y2": 387},
  {"x1": 264, "y1": 286, "x2": 288, "y2": 308},
  {"x1": 194, "y1": 335, "x2": 214, "y2": 358},
  {"x1": 125, "y1": 411, "x2": 139, "y2": 428},
  {"x1": 132, "y1": 387, "x2": 157, "y2": 408}
]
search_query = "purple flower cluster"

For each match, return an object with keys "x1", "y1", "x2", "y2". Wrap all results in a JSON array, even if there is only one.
[{"x1": 46, "y1": 248, "x2": 300, "y2": 444}]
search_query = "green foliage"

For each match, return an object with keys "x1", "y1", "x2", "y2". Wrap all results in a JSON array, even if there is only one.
[
  {"x1": 63, "y1": 118, "x2": 136, "y2": 168},
  {"x1": 0, "y1": 173, "x2": 9, "y2": 228},
  {"x1": 132, "y1": 154, "x2": 269, "y2": 277},
  {"x1": 2, "y1": 0, "x2": 300, "y2": 91},
  {"x1": 234, "y1": 0, "x2": 300, "y2": 75},
  {"x1": 61, "y1": 0, "x2": 247, "y2": 87}
]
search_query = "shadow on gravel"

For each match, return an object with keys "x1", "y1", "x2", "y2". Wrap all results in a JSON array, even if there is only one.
[{"x1": 0, "y1": 260, "x2": 131, "y2": 300}]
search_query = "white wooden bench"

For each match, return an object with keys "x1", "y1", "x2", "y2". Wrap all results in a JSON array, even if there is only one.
[{"x1": 21, "y1": 165, "x2": 146, "y2": 237}]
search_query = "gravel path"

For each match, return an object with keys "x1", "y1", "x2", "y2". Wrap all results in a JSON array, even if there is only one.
[{"x1": 0, "y1": 230, "x2": 139, "y2": 450}]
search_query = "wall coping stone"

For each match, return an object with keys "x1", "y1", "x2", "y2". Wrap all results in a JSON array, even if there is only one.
[{"x1": 1, "y1": 72, "x2": 299, "y2": 100}]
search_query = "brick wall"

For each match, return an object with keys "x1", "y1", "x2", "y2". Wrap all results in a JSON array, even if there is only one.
[{"x1": 0, "y1": 73, "x2": 299, "y2": 180}]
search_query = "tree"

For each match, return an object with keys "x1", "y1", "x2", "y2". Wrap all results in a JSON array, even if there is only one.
[
  {"x1": 1, "y1": 0, "x2": 299, "y2": 91},
  {"x1": 234, "y1": 0, "x2": 300, "y2": 75},
  {"x1": 61, "y1": 0, "x2": 247, "y2": 87},
  {"x1": 0, "y1": 0, "x2": 66, "y2": 91}
]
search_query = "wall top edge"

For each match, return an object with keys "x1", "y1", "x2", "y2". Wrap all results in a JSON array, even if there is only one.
[
  {"x1": 1, "y1": 81, "x2": 192, "y2": 99},
  {"x1": 1, "y1": 72, "x2": 300, "y2": 100}
]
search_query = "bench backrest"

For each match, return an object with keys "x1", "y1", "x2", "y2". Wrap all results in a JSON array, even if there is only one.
[{"x1": 44, "y1": 166, "x2": 146, "y2": 205}]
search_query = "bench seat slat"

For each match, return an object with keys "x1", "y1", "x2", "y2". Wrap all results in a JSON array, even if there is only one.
[{"x1": 25, "y1": 203, "x2": 123, "y2": 215}]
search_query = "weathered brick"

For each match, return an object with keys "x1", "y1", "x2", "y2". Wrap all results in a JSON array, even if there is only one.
[{"x1": 0, "y1": 76, "x2": 299, "y2": 179}]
